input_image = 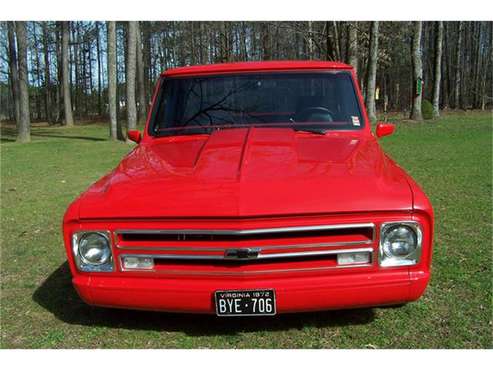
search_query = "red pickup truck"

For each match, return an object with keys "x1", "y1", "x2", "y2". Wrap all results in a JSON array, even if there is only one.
[{"x1": 63, "y1": 61, "x2": 433, "y2": 316}]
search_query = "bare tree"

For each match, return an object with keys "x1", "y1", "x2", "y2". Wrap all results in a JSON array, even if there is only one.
[
  {"x1": 7, "y1": 22, "x2": 20, "y2": 125},
  {"x1": 126, "y1": 21, "x2": 138, "y2": 135},
  {"x1": 31, "y1": 22, "x2": 43, "y2": 121},
  {"x1": 107, "y1": 21, "x2": 119, "y2": 140},
  {"x1": 410, "y1": 21, "x2": 423, "y2": 121},
  {"x1": 454, "y1": 21, "x2": 463, "y2": 109},
  {"x1": 15, "y1": 21, "x2": 31, "y2": 142},
  {"x1": 261, "y1": 23, "x2": 271, "y2": 61},
  {"x1": 54, "y1": 22, "x2": 62, "y2": 123},
  {"x1": 62, "y1": 21, "x2": 74, "y2": 126},
  {"x1": 307, "y1": 21, "x2": 314, "y2": 59},
  {"x1": 347, "y1": 22, "x2": 358, "y2": 75},
  {"x1": 239, "y1": 22, "x2": 248, "y2": 61},
  {"x1": 473, "y1": 22, "x2": 483, "y2": 109},
  {"x1": 332, "y1": 21, "x2": 342, "y2": 61},
  {"x1": 365, "y1": 21, "x2": 379, "y2": 123},
  {"x1": 136, "y1": 22, "x2": 147, "y2": 123},
  {"x1": 482, "y1": 22, "x2": 493, "y2": 110},
  {"x1": 95, "y1": 21, "x2": 103, "y2": 116},
  {"x1": 432, "y1": 21, "x2": 444, "y2": 118},
  {"x1": 42, "y1": 22, "x2": 53, "y2": 124}
]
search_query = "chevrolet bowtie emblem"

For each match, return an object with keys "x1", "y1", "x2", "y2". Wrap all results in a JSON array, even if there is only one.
[{"x1": 224, "y1": 248, "x2": 261, "y2": 260}]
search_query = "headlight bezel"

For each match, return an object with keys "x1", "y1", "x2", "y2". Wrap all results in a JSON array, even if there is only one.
[
  {"x1": 379, "y1": 221, "x2": 423, "y2": 267},
  {"x1": 72, "y1": 231, "x2": 114, "y2": 272}
]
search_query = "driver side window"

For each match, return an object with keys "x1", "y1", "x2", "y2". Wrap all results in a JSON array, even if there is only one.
[{"x1": 293, "y1": 77, "x2": 338, "y2": 122}]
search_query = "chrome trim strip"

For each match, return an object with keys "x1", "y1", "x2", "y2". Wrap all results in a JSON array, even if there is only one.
[
  {"x1": 123, "y1": 254, "x2": 224, "y2": 261},
  {"x1": 115, "y1": 223, "x2": 376, "y2": 237},
  {"x1": 119, "y1": 247, "x2": 373, "y2": 263},
  {"x1": 258, "y1": 247, "x2": 373, "y2": 260},
  {"x1": 120, "y1": 248, "x2": 373, "y2": 262},
  {"x1": 119, "y1": 264, "x2": 373, "y2": 275},
  {"x1": 115, "y1": 239, "x2": 372, "y2": 251}
]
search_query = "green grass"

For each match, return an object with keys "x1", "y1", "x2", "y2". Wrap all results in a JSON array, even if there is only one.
[{"x1": 1, "y1": 112, "x2": 492, "y2": 348}]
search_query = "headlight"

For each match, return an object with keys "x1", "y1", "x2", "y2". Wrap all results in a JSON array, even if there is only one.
[
  {"x1": 379, "y1": 222, "x2": 422, "y2": 267},
  {"x1": 72, "y1": 231, "x2": 113, "y2": 272}
]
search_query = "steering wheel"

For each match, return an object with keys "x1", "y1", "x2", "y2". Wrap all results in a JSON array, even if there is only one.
[{"x1": 295, "y1": 107, "x2": 335, "y2": 122}]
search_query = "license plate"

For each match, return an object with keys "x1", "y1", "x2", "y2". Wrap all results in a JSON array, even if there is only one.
[{"x1": 214, "y1": 289, "x2": 276, "y2": 316}]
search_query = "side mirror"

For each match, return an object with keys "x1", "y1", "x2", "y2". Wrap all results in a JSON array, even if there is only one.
[
  {"x1": 127, "y1": 130, "x2": 142, "y2": 144},
  {"x1": 375, "y1": 122, "x2": 395, "y2": 138}
]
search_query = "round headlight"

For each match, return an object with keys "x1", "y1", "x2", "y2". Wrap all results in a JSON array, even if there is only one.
[
  {"x1": 382, "y1": 225, "x2": 417, "y2": 258},
  {"x1": 78, "y1": 232, "x2": 111, "y2": 265}
]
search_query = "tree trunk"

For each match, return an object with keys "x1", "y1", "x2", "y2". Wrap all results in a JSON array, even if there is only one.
[
  {"x1": 126, "y1": 21, "x2": 138, "y2": 135},
  {"x1": 7, "y1": 22, "x2": 21, "y2": 125},
  {"x1": 81, "y1": 28, "x2": 88, "y2": 117},
  {"x1": 71, "y1": 23, "x2": 79, "y2": 118},
  {"x1": 220, "y1": 22, "x2": 228, "y2": 62},
  {"x1": 442, "y1": 22, "x2": 450, "y2": 109},
  {"x1": 96, "y1": 21, "x2": 103, "y2": 116},
  {"x1": 136, "y1": 22, "x2": 147, "y2": 123},
  {"x1": 454, "y1": 21, "x2": 463, "y2": 109},
  {"x1": 432, "y1": 21, "x2": 443, "y2": 118},
  {"x1": 240, "y1": 22, "x2": 247, "y2": 61},
  {"x1": 332, "y1": 21, "x2": 342, "y2": 61},
  {"x1": 483, "y1": 22, "x2": 493, "y2": 110},
  {"x1": 62, "y1": 21, "x2": 74, "y2": 126},
  {"x1": 473, "y1": 22, "x2": 482, "y2": 109},
  {"x1": 42, "y1": 22, "x2": 53, "y2": 124},
  {"x1": 107, "y1": 21, "x2": 120, "y2": 140},
  {"x1": 307, "y1": 21, "x2": 314, "y2": 60},
  {"x1": 189, "y1": 22, "x2": 196, "y2": 64},
  {"x1": 32, "y1": 22, "x2": 43, "y2": 121},
  {"x1": 54, "y1": 22, "x2": 62, "y2": 123},
  {"x1": 347, "y1": 22, "x2": 358, "y2": 75},
  {"x1": 410, "y1": 21, "x2": 423, "y2": 121},
  {"x1": 15, "y1": 21, "x2": 31, "y2": 142},
  {"x1": 142, "y1": 22, "x2": 152, "y2": 101},
  {"x1": 261, "y1": 23, "x2": 270, "y2": 61},
  {"x1": 365, "y1": 21, "x2": 379, "y2": 123},
  {"x1": 325, "y1": 21, "x2": 333, "y2": 60}
]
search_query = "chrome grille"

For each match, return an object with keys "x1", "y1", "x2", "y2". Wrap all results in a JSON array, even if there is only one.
[{"x1": 114, "y1": 223, "x2": 376, "y2": 274}]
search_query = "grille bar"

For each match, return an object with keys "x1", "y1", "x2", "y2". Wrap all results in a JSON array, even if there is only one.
[
  {"x1": 115, "y1": 223, "x2": 376, "y2": 246},
  {"x1": 115, "y1": 240, "x2": 371, "y2": 251},
  {"x1": 116, "y1": 223, "x2": 375, "y2": 237},
  {"x1": 119, "y1": 247, "x2": 373, "y2": 262}
]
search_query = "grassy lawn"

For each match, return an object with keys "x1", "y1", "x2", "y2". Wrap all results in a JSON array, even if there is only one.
[{"x1": 1, "y1": 111, "x2": 491, "y2": 349}]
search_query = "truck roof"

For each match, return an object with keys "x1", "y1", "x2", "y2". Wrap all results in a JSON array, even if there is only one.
[{"x1": 162, "y1": 60, "x2": 353, "y2": 77}]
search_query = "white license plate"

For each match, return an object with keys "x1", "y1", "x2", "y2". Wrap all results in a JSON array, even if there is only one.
[{"x1": 214, "y1": 289, "x2": 276, "y2": 316}]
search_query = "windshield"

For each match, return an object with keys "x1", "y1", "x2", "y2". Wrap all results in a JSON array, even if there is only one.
[{"x1": 150, "y1": 71, "x2": 364, "y2": 136}]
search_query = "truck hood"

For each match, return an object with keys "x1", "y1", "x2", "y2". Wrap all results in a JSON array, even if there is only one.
[{"x1": 78, "y1": 128, "x2": 413, "y2": 219}]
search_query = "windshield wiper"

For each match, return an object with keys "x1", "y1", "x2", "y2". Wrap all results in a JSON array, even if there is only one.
[
  {"x1": 284, "y1": 118, "x2": 327, "y2": 135},
  {"x1": 292, "y1": 127, "x2": 327, "y2": 135}
]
